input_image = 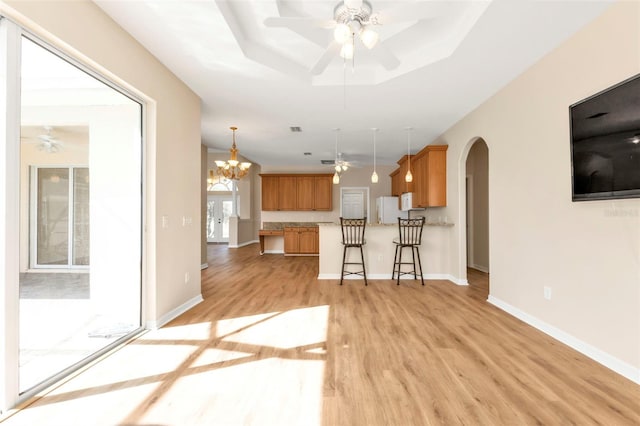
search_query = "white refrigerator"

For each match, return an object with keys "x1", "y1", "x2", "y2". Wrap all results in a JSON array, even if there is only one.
[{"x1": 376, "y1": 196, "x2": 406, "y2": 224}]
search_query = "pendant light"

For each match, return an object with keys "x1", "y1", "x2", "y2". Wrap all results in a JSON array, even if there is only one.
[
  {"x1": 371, "y1": 128, "x2": 378, "y2": 183},
  {"x1": 405, "y1": 127, "x2": 413, "y2": 183},
  {"x1": 333, "y1": 128, "x2": 341, "y2": 185}
]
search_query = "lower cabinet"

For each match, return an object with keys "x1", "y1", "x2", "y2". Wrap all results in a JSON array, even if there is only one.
[{"x1": 284, "y1": 227, "x2": 319, "y2": 255}]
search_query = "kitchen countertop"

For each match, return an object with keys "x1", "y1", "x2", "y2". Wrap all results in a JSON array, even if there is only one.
[
  {"x1": 262, "y1": 222, "x2": 330, "y2": 230},
  {"x1": 317, "y1": 221, "x2": 454, "y2": 227}
]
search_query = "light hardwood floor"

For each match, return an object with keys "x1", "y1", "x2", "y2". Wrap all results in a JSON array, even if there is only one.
[{"x1": 2, "y1": 244, "x2": 639, "y2": 425}]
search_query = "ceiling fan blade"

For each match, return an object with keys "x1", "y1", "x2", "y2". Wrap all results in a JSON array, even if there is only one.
[
  {"x1": 263, "y1": 16, "x2": 336, "y2": 30},
  {"x1": 310, "y1": 41, "x2": 341, "y2": 75},
  {"x1": 375, "y1": 2, "x2": 457, "y2": 24},
  {"x1": 370, "y1": 43, "x2": 401, "y2": 70}
]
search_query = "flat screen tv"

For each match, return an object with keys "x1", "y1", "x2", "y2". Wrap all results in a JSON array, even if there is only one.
[{"x1": 570, "y1": 73, "x2": 640, "y2": 201}]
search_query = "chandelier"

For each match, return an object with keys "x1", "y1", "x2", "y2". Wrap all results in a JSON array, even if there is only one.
[
  {"x1": 214, "y1": 126, "x2": 252, "y2": 180},
  {"x1": 333, "y1": 0, "x2": 380, "y2": 60}
]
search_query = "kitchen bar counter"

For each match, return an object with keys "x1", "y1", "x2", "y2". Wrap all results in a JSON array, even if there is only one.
[{"x1": 318, "y1": 221, "x2": 456, "y2": 281}]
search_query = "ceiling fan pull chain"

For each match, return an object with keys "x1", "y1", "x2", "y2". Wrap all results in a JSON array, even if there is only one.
[{"x1": 343, "y1": 57, "x2": 347, "y2": 109}]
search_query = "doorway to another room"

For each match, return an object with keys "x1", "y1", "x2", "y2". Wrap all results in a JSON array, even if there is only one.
[
  {"x1": 464, "y1": 138, "x2": 489, "y2": 298},
  {"x1": 206, "y1": 195, "x2": 233, "y2": 243},
  {"x1": 340, "y1": 187, "x2": 370, "y2": 220}
]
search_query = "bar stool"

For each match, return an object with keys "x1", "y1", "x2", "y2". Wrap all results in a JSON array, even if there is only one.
[
  {"x1": 339, "y1": 217, "x2": 368, "y2": 286},
  {"x1": 392, "y1": 217, "x2": 425, "y2": 285}
]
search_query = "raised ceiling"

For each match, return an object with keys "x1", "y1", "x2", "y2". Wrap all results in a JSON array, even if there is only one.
[{"x1": 94, "y1": 0, "x2": 613, "y2": 167}]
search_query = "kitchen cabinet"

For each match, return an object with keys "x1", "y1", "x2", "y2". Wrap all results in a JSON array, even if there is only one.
[
  {"x1": 391, "y1": 155, "x2": 415, "y2": 209},
  {"x1": 261, "y1": 175, "x2": 279, "y2": 211},
  {"x1": 390, "y1": 145, "x2": 448, "y2": 208},
  {"x1": 390, "y1": 168, "x2": 402, "y2": 197},
  {"x1": 411, "y1": 145, "x2": 448, "y2": 208},
  {"x1": 260, "y1": 174, "x2": 332, "y2": 211},
  {"x1": 284, "y1": 227, "x2": 319, "y2": 255},
  {"x1": 279, "y1": 176, "x2": 297, "y2": 210}
]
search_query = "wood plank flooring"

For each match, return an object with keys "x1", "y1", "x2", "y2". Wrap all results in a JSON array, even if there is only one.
[{"x1": 2, "y1": 243, "x2": 639, "y2": 425}]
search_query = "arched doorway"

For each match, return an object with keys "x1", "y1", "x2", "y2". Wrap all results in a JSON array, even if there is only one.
[{"x1": 460, "y1": 137, "x2": 490, "y2": 297}]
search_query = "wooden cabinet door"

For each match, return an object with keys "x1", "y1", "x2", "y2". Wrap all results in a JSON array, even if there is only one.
[
  {"x1": 284, "y1": 228, "x2": 299, "y2": 254},
  {"x1": 412, "y1": 152, "x2": 427, "y2": 208},
  {"x1": 261, "y1": 175, "x2": 279, "y2": 211},
  {"x1": 296, "y1": 176, "x2": 315, "y2": 210},
  {"x1": 279, "y1": 176, "x2": 297, "y2": 210},
  {"x1": 313, "y1": 227, "x2": 319, "y2": 254},
  {"x1": 313, "y1": 176, "x2": 332, "y2": 211},
  {"x1": 390, "y1": 169, "x2": 401, "y2": 197},
  {"x1": 298, "y1": 228, "x2": 317, "y2": 254},
  {"x1": 427, "y1": 147, "x2": 447, "y2": 207}
]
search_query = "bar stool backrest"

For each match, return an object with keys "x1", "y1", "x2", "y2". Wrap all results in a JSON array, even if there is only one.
[
  {"x1": 340, "y1": 217, "x2": 367, "y2": 246},
  {"x1": 398, "y1": 217, "x2": 425, "y2": 245}
]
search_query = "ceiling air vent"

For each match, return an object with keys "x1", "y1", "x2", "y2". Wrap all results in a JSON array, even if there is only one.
[
  {"x1": 290, "y1": 126, "x2": 302, "y2": 132},
  {"x1": 321, "y1": 160, "x2": 335, "y2": 165}
]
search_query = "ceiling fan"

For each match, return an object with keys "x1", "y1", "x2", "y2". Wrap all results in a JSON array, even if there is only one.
[
  {"x1": 23, "y1": 126, "x2": 64, "y2": 153},
  {"x1": 264, "y1": 0, "x2": 403, "y2": 75},
  {"x1": 323, "y1": 128, "x2": 358, "y2": 183}
]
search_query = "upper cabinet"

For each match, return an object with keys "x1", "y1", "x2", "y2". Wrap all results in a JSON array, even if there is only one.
[
  {"x1": 390, "y1": 145, "x2": 448, "y2": 208},
  {"x1": 260, "y1": 174, "x2": 333, "y2": 211},
  {"x1": 261, "y1": 175, "x2": 279, "y2": 211}
]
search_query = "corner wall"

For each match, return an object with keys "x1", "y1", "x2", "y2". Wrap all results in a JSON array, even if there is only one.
[{"x1": 439, "y1": 2, "x2": 639, "y2": 379}]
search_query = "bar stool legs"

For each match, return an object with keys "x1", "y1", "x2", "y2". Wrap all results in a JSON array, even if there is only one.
[
  {"x1": 392, "y1": 245, "x2": 424, "y2": 285},
  {"x1": 340, "y1": 244, "x2": 368, "y2": 286}
]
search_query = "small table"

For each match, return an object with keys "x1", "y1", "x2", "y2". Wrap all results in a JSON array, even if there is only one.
[{"x1": 258, "y1": 229, "x2": 283, "y2": 255}]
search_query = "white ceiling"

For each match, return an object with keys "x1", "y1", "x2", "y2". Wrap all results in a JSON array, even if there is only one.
[{"x1": 94, "y1": 0, "x2": 613, "y2": 167}]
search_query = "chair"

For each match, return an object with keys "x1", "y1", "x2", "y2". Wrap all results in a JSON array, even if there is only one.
[
  {"x1": 339, "y1": 217, "x2": 368, "y2": 286},
  {"x1": 392, "y1": 217, "x2": 425, "y2": 285}
]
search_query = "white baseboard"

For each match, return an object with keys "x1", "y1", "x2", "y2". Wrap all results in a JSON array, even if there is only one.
[
  {"x1": 146, "y1": 294, "x2": 203, "y2": 330},
  {"x1": 263, "y1": 249, "x2": 284, "y2": 254},
  {"x1": 470, "y1": 264, "x2": 489, "y2": 273},
  {"x1": 228, "y1": 240, "x2": 258, "y2": 249},
  {"x1": 200, "y1": 263, "x2": 208, "y2": 270},
  {"x1": 317, "y1": 273, "x2": 467, "y2": 285},
  {"x1": 448, "y1": 275, "x2": 469, "y2": 286},
  {"x1": 488, "y1": 295, "x2": 640, "y2": 385}
]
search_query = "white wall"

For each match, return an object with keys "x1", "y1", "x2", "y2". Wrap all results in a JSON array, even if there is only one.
[
  {"x1": 436, "y1": 2, "x2": 639, "y2": 378},
  {"x1": 3, "y1": 0, "x2": 203, "y2": 327}
]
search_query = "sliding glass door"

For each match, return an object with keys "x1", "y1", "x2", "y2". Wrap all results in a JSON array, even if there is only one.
[
  {"x1": 32, "y1": 166, "x2": 90, "y2": 268},
  {"x1": 0, "y1": 20, "x2": 145, "y2": 404}
]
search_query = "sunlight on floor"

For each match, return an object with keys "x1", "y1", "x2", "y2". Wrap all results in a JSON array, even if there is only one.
[
  {"x1": 134, "y1": 305, "x2": 330, "y2": 425},
  {"x1": 2, "y1": 306, "x2": 331, "y2": 425}
]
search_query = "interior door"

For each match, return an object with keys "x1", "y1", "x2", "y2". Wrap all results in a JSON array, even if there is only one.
[
  {"x1": 342, "y1": 192, "x2": 365, "y2": 219},
  {"x1": 207, "y1": 195, "x2": 232, "y2": 243}
]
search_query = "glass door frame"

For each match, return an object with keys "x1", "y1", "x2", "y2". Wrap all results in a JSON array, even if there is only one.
[
  {"x1": 207, "y1": 194, "x2": 233, "y2": 243},
  {"x1": 29, "y1": 165, "x2": 90, "y2": 269},
  {"x1": 1, "y1": 17, "x2": 147, "y2": 412}
]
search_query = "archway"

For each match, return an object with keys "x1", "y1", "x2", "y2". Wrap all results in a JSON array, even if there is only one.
[{"x1": 458, "y1": 137, "x2": 490, "y2": 297}]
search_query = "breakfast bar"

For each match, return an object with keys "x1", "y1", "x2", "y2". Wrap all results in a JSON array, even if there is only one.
[{"x1": 317, "y1": 221, "x2": 454, "y2": 281}]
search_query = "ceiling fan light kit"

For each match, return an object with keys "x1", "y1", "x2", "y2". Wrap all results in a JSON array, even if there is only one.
[{"x1": 333, "y1": 0, "x2": 379, "y2": 61}]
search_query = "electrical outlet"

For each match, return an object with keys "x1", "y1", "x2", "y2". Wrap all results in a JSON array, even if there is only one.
[
  {"x1": 378, "y1": 254, "x2": 383, "y2": 262},
  {"x1": 544, "y1": 286, "x2": 552, "y2": 300},
  {"x1": 162, "y1": 215, "x2": 169, "y2": 228},
  {"x1": 185, "y1": 272, "x2": 190, "y2": 283}
]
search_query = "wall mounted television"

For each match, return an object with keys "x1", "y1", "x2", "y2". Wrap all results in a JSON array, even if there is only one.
[{"x1": 570, "y1": 73, "x2": 640, "y2": 201}]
